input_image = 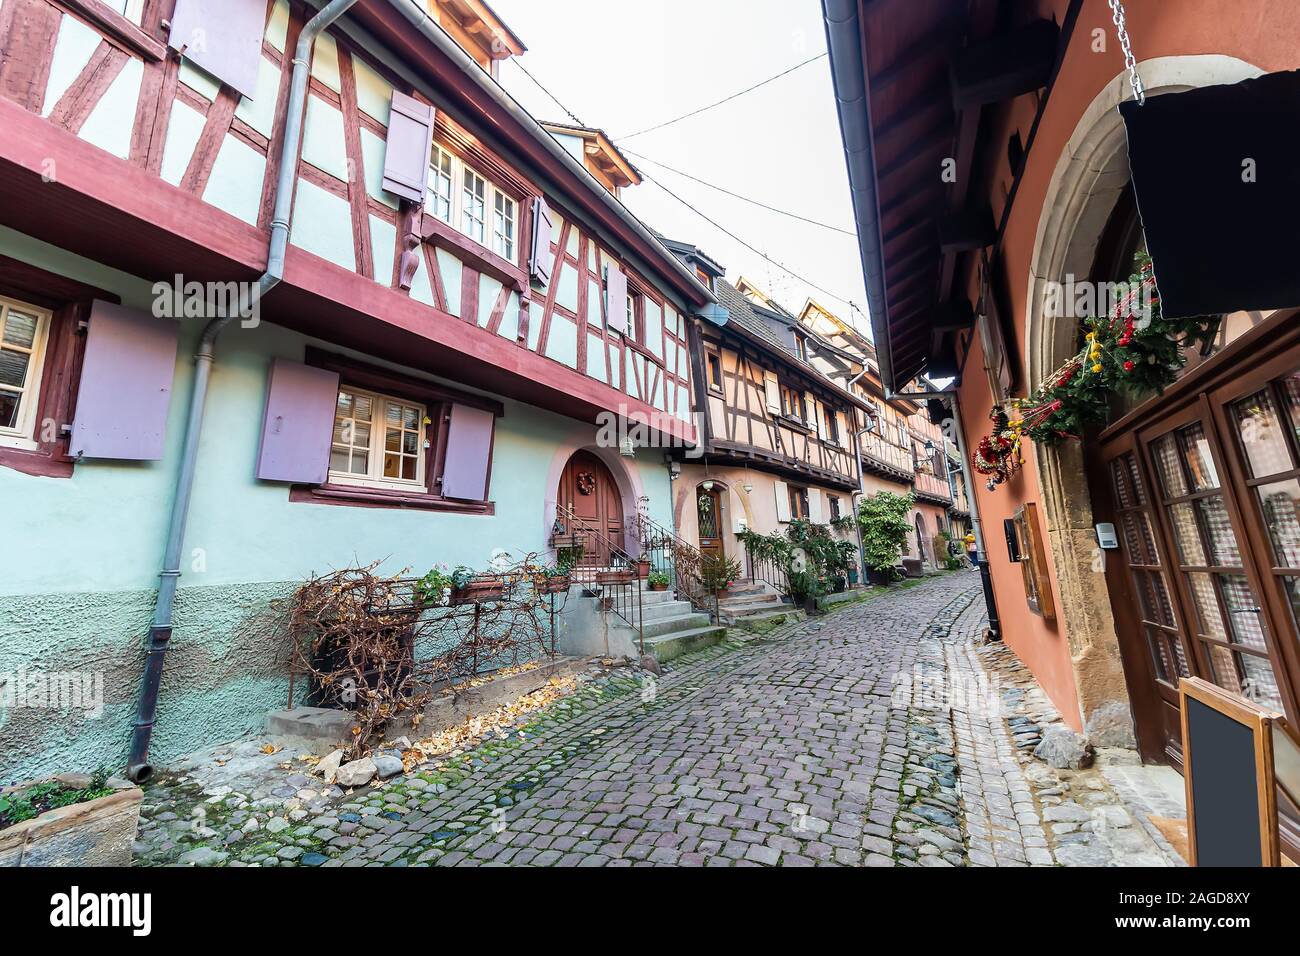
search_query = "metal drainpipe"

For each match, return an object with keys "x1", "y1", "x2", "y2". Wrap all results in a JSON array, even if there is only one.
[
  {"x1": 845, "y1": 368, "x2": 871, "y2": 586},
  {"x1": 892, "y1": 387, "x2": 1001, "y2": 640},
  {"x1": 125, "y1": 0, "x2": 361, "y2": 783}
]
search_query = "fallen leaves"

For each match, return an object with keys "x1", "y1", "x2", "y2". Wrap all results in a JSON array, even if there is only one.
[
  {"x1": 404, "y1": 675, "x2": 580, "y2": 771},
  {"x1": 260, "y1": 744, "x2": 281, "y2": 755}
]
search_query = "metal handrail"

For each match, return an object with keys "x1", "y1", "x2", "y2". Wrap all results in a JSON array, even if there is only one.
[
  {"x1": 627, "y1": 510, "x2": 713, "y2": 616},
  {"x1": 553, "y1": 503, "x2": 644, "y2": 653},
  {"x1": 743, "y1": 541, "x2": 790, "y2": 595}
]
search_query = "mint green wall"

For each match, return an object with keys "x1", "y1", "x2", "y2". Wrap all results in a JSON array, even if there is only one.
[{"x1": 0, "y1": 227, "x2": 674, "y2": 781}]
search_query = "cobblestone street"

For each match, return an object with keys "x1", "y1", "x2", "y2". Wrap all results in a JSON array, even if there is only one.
[{"x1": 137, "y1": 572, "x2": 1183, "y2": 867}]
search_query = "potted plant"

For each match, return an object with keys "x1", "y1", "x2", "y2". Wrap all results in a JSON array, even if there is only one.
[
  {"x1": 700, "y1": 554, "x2": 741, "y2": 594},
  {"x1": 856, "y1": 491, "x2": 915, "y2": 587},
  {"x1": 647, "y1": 570, "x2": 671, "y2": 592},
  {"x1": 448, "y1": 567, "x2": 506, "y2": 605},
  {"x1": 595, "y1": 556, "x2": 635, "y2": 585},
  {"x1": 532, "y1": 565, "x2": 571, "y2": 595},
  {"x1": 0, "y1": 771, "x2": 141, "y2": 867},
  {"x1": 636, "y1": 557, "x2": 652, "y2": 579}
]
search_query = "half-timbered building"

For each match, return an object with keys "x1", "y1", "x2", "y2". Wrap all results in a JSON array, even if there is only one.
[
  {"x1": 0, "y1": 0, "x2": 712, "y2": 779},
  {"x1": 660, "y1": 238, "x2": 865, "y2": 576}
]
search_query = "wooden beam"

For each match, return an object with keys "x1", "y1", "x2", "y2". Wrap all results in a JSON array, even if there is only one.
[{"x1": 949, "y1": 19, "x2": 1060, "y2": 110}]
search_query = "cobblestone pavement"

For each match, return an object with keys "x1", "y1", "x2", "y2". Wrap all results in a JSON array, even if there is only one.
[{"x1": 136, "y1": 571, "x2": 1180, "y2": 867}]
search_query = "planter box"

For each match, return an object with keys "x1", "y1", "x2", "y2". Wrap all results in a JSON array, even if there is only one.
[
  {"x1": 0, "y1": 783, "x2": 142, "y2": 867},
  {"x1": 533, "y1": 574, "x2": 570, "y2": 595},
  {"x1": 595, "y1": 570, "x2": 635, "y2": 585},
  {"x1": 450, "y1": 576, "x2": 507, "y2": 605}
]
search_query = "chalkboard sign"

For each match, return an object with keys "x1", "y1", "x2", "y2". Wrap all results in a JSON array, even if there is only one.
[{"x1": 1179, "y1": 678, "x2": 1282, "y2": 867}]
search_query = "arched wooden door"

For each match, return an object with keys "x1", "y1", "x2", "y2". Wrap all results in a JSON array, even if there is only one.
[
  {"x1": 696, "y1": 485, "x2": 724, "y2": 559},
  {"x1": 559, "y1": 451, "x2": 624, "y2": 566}
]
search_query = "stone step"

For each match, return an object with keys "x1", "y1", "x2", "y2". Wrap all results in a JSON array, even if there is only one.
[
  {"x1": 724, "y1": 607, "x2": 801, "y2": 631},
  {"x1": 636, "y1": 612, "x2": 713, "y2": 639},
  {"x1": 718, "y1": 594, "x2": 785, "y2": 614},
  {"x1": 638, "y1": 599, "x2": 696, "y2": 622},
  {"x1": 641, "y1": 625, "x2": 729, "y2": 663}
]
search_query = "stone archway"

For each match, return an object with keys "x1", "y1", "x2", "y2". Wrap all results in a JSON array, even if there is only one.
[{"x1": 1022, "y1": 55, "x2": 1263, "y2": 746}]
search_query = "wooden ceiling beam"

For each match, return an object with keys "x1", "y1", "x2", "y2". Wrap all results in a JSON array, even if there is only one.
[{"x1": 950, "y1": 19, "x2": 1060, "y2": 110}]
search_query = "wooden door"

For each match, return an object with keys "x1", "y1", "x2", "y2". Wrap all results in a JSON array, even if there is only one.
[
  {"x1": 559, "y1": 451, "x2": 624, "y2": 566},
  {"x1": 696, "y1": 485, "x2": 724, "y2": 559}
]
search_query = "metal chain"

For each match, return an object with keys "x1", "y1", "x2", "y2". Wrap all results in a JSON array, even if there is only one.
[{"x1": 1108, "y1": 0, "x2": 1146, "y2": 104}]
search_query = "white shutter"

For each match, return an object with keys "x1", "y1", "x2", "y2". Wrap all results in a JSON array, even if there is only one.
[
  {"x1": 764, "y1": 371, "x2": 781, "y2": 414},
  {"x1": 808, "y1": 488, "x2": 822, "y2": 523},
  {"x1": 838, "y1": 410, "x2": 851, "y2": 448},
  {"x1": 774, "y1": 480, "x2": 791, "y2": 522}
]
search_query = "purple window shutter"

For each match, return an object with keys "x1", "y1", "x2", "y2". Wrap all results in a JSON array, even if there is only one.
[
  {"x1": 383, "y1": 91, "x2": 435, "y2": 204},
  {"x1": 70, "y1": 301, "x2": 179, "y2": 460},
  {"x1": 168, "y1": 0, "x2": 268, "y2": 100},
  {"x1": 529, "y1": 197, "x2": 554, "y2": 286},
  {"x1": 605, "y1": 263, "x2": 628, "y2": 335},
  {"x1": 440, "y1": 403, "x2": 495, "y2": 500},
  {"x1": 256, "y1": 359, "x2": 340, "y2": 483}
]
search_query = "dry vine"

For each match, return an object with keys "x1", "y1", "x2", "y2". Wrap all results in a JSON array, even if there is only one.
[{"x1": 288, "y1": 555, "x2": 567, "y2": 758}]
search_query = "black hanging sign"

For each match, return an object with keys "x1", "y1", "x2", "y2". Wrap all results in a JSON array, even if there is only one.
[{"x1": 1119, "y1": 69, "x2": 1300, "y2": 318}]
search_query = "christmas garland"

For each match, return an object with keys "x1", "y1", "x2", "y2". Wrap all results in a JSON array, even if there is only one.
[{"x1": 974, "y1": 252, "x2": 1221, "y2": 485}]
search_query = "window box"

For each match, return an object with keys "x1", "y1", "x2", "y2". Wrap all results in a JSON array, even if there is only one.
[
  {"x1": 595, "y1": 569, "x2": 635, "y2": 585},
  {"x1": 532, "y1": 572, "x2": 571, "y2": 595},
  {"x1": 450, "y1": 575, "x2": 507, "y2": 605}
]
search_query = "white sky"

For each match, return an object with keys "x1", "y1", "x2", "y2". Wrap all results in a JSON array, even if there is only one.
[{"x1": 488, "y1": 0, "x2": 871, "y2": 338}]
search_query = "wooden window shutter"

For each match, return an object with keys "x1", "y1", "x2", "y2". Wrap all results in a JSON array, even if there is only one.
[
  {"x1": 604, "y1": 263, "x2": 628, "y2": 335},
  {"x1": 168, "y1": 0, "x2": 268, "y2": 100},
  {"x1": 441, "y1": 403, "x2": 495, "y2": 500},
  {"x1": 69, "y1": 301, "x2": 180, "y2": 460},
  {"x1": 774, "y1": 480, "x2": 791, "y2": 522},
  {"x1": 763, "y1": 371, "x2": 780, "y2": 414},
  {"x1": 383, "y1": 91, "x2": 435, "y2": 204},
  {"x1": 808, "y1": 488, "x2": 822, "y2": 524},
  {"x1": 255, "y1": 359, "x2": 339, "y2": 483},
  {"x1": 529, "y1": 197, "x2": 555, "y2": 287}
]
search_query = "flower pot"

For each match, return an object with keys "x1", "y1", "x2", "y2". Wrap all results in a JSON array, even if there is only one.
[
  {"x1": 533, "y1": 574, "x2": 570, "y2": 595},
  {"x1": 648, "y1": 582, "x2": 668, "y2": 592},
  {"x1": 636, "y1": 559, "x2": 651, "y2": 579},
  {"x1": 450, "y1": 577, "x2": 506, "y2": 605},
  {"x1": 595, "y1": 569, "x2": 635, "y2": 585},
  {"x1": 0, "y1": 780, "x2": 141, "y2": 867}
]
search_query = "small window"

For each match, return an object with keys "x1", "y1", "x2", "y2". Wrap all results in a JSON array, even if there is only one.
[
  {"x1": 706, "y1": 351, "x2": 723, "y2": 392},
  {"x1": 795, "y1": 335, "x2": 807, "y2": 361},
  {"x1": 625, "y1": 291, "x2": 644, "y2": 342},
  {"x1": 106, "y1": 0, "x2": 144, "y2": 24},
  {"x1": 330, "y1": 387, "x2": 427, "y2": 490},
  {"x1": 462, "y1": 167, "x2": 487, "y2": 244},
  {"x1": 788, "y1": 485, "x2": 810, "y2": 521},
  {"x1": 825, "y1": 409, "x2": 839, "y2": 443},
  {"x1": 428, "y1": 145, "x2": 454, "y2": 223},
  {"x1": 493, "y1": 191, "x2": 516, "y2": 260},
  {"x1": 0, "y1": 296, "x2": 51, "y2": 449},
  {"x1": 828, "y1": 495, "x2": 842, "y2": 521}
]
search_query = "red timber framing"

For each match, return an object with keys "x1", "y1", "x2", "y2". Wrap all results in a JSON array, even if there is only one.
[{"x1": 0, "y1": 0, "x2": 702, "y2": 445}]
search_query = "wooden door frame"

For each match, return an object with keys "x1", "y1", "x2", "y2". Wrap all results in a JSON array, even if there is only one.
[
  {"x1": 1095, "y1": 428, "x2": 1184, "y2": 764},
  {"x1": 1207, "y1": 346, "x2": 1300, "y2": 728}
]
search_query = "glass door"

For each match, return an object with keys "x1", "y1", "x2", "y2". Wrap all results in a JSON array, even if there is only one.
[{"x1": 1140, "y1": 401, "x2": 1287, "y2": 715}]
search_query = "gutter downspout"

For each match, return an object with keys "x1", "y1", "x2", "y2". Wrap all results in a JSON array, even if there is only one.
[
  {"x1": 126, "y1": 0, "x2": 361, "y2": 783},
  {"x1": 891, "y1": 386, "x2": 1001, "y2": 640},
  {"x1": 846, "y1": 368, "x2": 870, "y2": 586}
]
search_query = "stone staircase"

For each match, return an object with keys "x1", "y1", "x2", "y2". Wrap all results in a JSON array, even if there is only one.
[
  {"x1": 717, "y1": 581, "x2": 800, "y2": 631},
  {"x1": 607, "y1": 583, "x2": 727, "y2": 664}
]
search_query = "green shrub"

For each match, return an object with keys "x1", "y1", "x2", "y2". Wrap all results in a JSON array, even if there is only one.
[{"x1": 856, "y1": 492, "x2": 916, "y2": 572}]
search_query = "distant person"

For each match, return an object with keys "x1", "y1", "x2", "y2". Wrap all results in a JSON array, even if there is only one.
[{"x1": 964, "y1": 532, "x2": 978, "y2": 567}]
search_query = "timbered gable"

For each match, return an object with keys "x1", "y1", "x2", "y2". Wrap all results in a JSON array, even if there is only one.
[{"x1": 0, "y1": 0, "x2": 697, "y2": 432}]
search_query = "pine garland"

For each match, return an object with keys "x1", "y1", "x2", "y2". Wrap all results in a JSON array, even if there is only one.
[{"x1": 974, "y1": 252, "x2": 1221, "y2": 484}]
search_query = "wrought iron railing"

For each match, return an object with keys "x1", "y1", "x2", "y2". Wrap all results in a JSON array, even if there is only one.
[
  {"x1": 553, "y1": 503, "x2": 644, "y2": 652},
  {"x1": 743, "y1": 541, "x2": 789, "y2": 595},
  {"x1": 626, "y1": 510, "x2": 713, "y2": 615}
]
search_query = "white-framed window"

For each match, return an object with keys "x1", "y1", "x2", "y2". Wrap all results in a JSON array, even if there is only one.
[
  {"x1": 492, "y1": 191, "x2": 516, "y2": 260},
  {"x1": 461, "y1": 167, "x2": 487, "y2": 244},
  {"x1": 428, "y1": 145, "x2": 454, "y2": 223},
  {"x1": 423, "y1": 145, "x2": 519, "y2": 261},
  {"x1": 330, "y1": 387, "x2": 427, "y2": 490},
  {"x1": 0, "y1": 295, "x2": 51, "y2": 450}
]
